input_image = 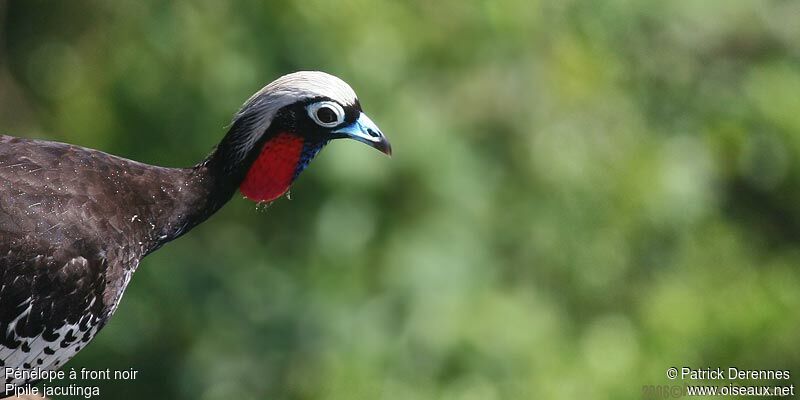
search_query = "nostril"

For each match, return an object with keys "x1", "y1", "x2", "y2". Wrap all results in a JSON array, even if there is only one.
[{"x1": 366, "y1": 128, "x2": 380, "y2": 138}]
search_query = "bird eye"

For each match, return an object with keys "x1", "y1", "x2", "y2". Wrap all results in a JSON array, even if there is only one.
[
  {"x1": 317, "y1": 107, "x2": 337, "y2": 124},
  {"x1": 307, "y1": 101, "x2": 345, "y2": 128}
]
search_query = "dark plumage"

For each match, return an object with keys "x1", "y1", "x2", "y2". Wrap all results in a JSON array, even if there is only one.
[{"x1": 0, "y1": 71, "x2": 390, "y2": 392}]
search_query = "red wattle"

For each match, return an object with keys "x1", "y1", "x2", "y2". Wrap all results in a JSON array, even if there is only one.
[{"x1": 240, "y1": 133, "x2": 304, "y2": 202}]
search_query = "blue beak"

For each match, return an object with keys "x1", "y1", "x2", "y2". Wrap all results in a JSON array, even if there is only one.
[{"x1": 332, "y1": 112, "x2": 392, "y2": 156}]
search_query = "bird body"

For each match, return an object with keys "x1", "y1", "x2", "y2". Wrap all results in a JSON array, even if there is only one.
[
  {"x1": 0, "y1": 71, "x2": 390, "y2": 392},
  {"x1": 0, "y1": 135, "x2": 200, "y2": 385}
]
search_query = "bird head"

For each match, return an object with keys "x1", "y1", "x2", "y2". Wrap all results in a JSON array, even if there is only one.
[{"x1": 217, "y1": 71, "x2": 391, "y2": 203}]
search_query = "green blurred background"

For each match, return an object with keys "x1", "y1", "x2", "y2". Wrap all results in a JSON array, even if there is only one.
[{"x1": 2, "y1": 1, "x2": 800, "y2": 399}]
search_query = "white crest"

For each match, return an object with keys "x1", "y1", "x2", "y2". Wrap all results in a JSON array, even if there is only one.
[{"x1": 243, "y1": 71, "x2": 358, "y2": 111}]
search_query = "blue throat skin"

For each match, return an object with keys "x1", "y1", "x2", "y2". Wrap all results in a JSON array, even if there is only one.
[{"x1": 293, "y1": 140, "x2": 327, "y2": 181}]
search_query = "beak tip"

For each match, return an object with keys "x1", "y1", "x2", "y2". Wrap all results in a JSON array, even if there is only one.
[{"x1": 382, "y1": 141, "x2": 393, "y2": 157}]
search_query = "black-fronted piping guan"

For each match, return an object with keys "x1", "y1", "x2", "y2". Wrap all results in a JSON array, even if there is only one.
[{"x1": 0, "y1": 71, "x2": 391, "y2": 392}]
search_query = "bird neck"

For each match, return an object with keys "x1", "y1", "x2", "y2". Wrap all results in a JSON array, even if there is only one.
[
  {"x1": 150, "y1": 122, "x2": 325, "y2": 252},
  {"x1": 143, "y1": 123, "x2": 264, "y2": 252},
  {"x1": 140, "y1": 164, "x2": 236, "y2": 255}
]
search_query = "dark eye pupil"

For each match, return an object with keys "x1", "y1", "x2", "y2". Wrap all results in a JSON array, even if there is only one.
[{"x1": 317, "y1": 107, "x2": 337, "y2": 124}]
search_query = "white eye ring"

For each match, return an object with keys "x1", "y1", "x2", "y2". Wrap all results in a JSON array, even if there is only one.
[{"x1": 307, "y1": 101, "x2": 346, "y2": 128}]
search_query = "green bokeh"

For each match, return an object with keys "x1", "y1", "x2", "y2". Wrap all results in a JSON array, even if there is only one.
[{"x1": 1, "y1": 1, "x2": 799, "y2": 399}]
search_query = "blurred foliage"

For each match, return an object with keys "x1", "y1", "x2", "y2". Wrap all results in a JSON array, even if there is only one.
[{"x1": 2, "y1": 0, "x2": 800, "y2": 399}]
